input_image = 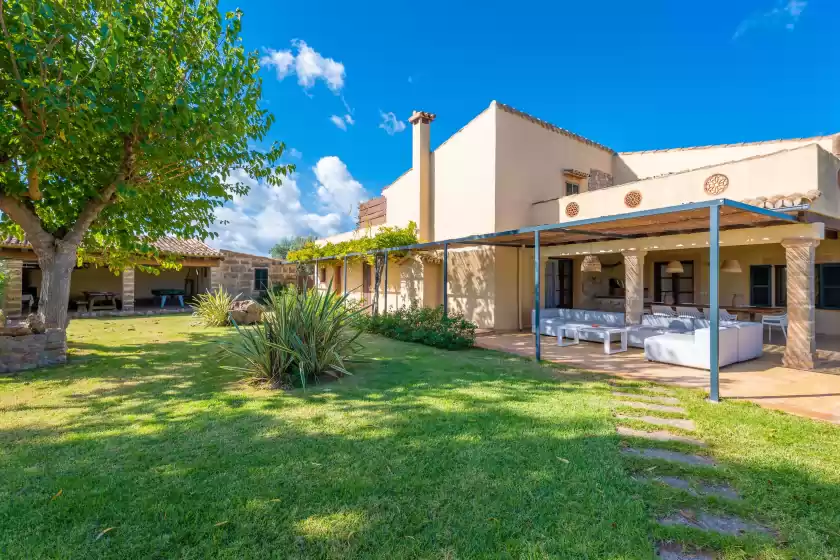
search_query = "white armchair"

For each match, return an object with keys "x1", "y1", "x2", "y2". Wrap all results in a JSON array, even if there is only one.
[
  {"x1": 651, "y1": 305, "x2": 677, "y2": 317},
  {"x1": 703, "y1": 308, "x2": 738, "y2": 322},
  {"x1": 761, "y1": 313, "x2": 788, "y2": 343}
]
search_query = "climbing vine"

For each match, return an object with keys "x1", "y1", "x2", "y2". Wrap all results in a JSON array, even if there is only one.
[{"x1": 287, "y1": 222, "x2": 419, "y2": 264}]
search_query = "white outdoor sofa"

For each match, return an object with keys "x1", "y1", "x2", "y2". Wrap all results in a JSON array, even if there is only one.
[
  {"x1": 644, "y1": 322, "x2": 763, "y2": 369},
  {"x1": 532, "y1": 308, "x2": 763, "y2": 368},
  {"x1": 532, "y1": 308, "x2": 694, "y2": 349}
]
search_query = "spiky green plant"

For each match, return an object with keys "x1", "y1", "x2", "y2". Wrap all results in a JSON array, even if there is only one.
[
  {"x1": 192, "y1": 287, "x2": 238, "y2": 327},
  {"x1": 222, "y1": 282, "x2": 363, "y2": 388}
]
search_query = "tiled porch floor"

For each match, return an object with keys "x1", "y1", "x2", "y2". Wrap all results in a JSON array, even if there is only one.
[{"x1": 476, "y1": 331, "x2": 840, "y2": 424}]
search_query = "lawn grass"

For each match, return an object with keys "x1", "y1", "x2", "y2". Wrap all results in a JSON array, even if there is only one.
[{"x1": 0, "y1": 315, "x2": 838, "y2": 559}]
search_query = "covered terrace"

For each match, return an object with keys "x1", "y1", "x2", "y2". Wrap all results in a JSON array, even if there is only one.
[{"x1": 295, "y1": 199, "x2": 833, "y2": 407}]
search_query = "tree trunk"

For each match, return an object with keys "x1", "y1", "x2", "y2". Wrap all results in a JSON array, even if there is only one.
[{"x1": 37, "y1": 247, "x2": 77, "y2": 329}]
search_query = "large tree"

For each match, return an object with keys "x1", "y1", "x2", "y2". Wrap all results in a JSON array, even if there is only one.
[
  {"x1": 0, "y1": 0, "x2": 289, "y2": 327},
  {"x1": 269, "y1": 235, "x2": 314, "y2": 260}
]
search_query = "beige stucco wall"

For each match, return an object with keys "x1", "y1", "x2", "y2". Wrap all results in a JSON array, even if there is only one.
[
  {"x1": 534, "y1": 145, "x2": 829, "y2": 225},
  {"x1": 432, "y1": 107, "x2": 498, "y2": 240},
  {"x1": 382, "y1": 169, "x2": 420, "y2": 232},
  {"x1": 615, "y1": 136, "x2": 836, "y2": 183},
  {"x1": 495, "y1": 104, "x2": 615, "y2": 230}
]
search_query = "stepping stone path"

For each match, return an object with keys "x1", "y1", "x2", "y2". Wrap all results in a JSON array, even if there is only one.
[
  {"x1": 645, "y1": 476, "x2": 740, "y2": 500},
  {"x1": 609, "y1": 382, "x2": 774, "y2": 557},
  {"x1": 612, "y1": 391, "x2": 680, "y2": 405},
  {"x1": 617, "y1": 400, "x2": 687, "y2": 414},
  {"x1": 617, "y1": 426, "x2": 706, "y2": 447},
  {"x1": 615, "y1": 414, "x2": 696, "y2": 431}
]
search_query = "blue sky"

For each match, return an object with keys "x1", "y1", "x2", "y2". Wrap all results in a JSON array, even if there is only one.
[{"x1": 211, "y1": 0, "x2": 839, "y2": 255}]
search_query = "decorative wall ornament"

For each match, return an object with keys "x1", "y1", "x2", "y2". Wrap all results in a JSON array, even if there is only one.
[
  {"x1": 624, "y1": 190, "x2": 642, "y2": 208},
  {"x1": 704, "y1": 173, "x2": 729, "y2": 195},
  {"x1": 565, "y1": 202, "x2": 580, "y2": 218}
]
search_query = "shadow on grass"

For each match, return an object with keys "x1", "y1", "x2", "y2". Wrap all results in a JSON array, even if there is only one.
[{"x1": 0, "y1": 323, "x2": 838, "y2": 558}]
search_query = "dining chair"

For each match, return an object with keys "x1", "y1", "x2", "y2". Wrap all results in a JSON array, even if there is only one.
[
  {"x1": 761, "y1": 312, "x2": 788, "y2": 343},
  {"x1": 703, "y1": 308, "x2": 738, "y2": 321}
]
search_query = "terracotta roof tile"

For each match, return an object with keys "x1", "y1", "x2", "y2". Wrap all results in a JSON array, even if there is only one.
[
  {"x1": 0, "y1": 236, "x2": 221, "y2": 258},
  {"x1": 495, "y1": 102, "x2": 616, "y2": 154}
]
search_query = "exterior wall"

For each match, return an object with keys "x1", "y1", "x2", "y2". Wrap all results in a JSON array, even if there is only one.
[
  {"x1": 0, "y1": 329, "x2": 67, "y2": 374},
  {"x1": 383, "y1": 170, "x2": 420, "y2": 230},
  {"x1": 217, "y1": 250, "x2": 290, "y2": 299},
  {"x1": 2, "y1": 259, "x2": 23, "y2": 318},
  {"x1": 615, "y1": 136, "x2": 835, "y2": 183},
  {"x1": 448, "y1": 247, "x2": 496, "y2": 329},
  {"x1": 134, "y1": 267, "x2": 194, "y2": 299},
  {"x1": 533, "y1": 145, "x2": 828, "y2": 225},
  {"x1": 432, "y1": 107, "x2": 498, "y2": 239},
  {"x1": 495, "y1": 104, "x2": 615, "y2": 229}
]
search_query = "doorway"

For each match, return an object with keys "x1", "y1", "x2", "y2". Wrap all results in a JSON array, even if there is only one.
[{"x1": 546, "y1": 258, "x2": 573, "y2": 308}]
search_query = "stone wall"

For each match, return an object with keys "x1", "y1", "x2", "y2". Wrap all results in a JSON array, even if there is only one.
[
  {"x1": 0, "y1": 328, "x2": 67, "y2": 374},
  {"x1": 2, "y1": 259, "x2": 23, "y2": 318},
  {"x1": 216, "y1": 250, "x2": 297, "y2": 299},
  {"x1": 588, "y1": 168, "x2": 614, "y2": 191}
]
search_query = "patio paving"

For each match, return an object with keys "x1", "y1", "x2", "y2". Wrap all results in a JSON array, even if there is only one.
[{"x1": 476, "y1": 331, "x2": 840, "y2": 424}]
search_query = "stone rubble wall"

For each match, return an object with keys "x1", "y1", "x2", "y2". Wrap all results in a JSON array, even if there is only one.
[
  {"x1": 588, "y1": 168, "x2": 614, "y2": 191},
  {"x1": 0, "y1": 328, "x2": 67, "y2": 374},
  {"x1": 2, "y1": 259, "x2": 23, "y2": 319},
  {"x1": 217, "y1": 250, "x2": 297, "y2": 299}
]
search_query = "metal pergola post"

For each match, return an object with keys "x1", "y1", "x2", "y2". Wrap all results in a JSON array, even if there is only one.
[
  {"x1": 384, "y1": 250, "x2": 389, "y2": 312},
  {"x1": 443, "y1": 243, "x2": 449, "y2": 316},
  {"x1": 534, "y1": 230, "x2": 541, "y2": 362},
  {"x1": 343, "y1": 255, "x2": 348, "y2": 296},
  {"x1": 709, "y1": 205, "x2": 720, "y2": 402}
]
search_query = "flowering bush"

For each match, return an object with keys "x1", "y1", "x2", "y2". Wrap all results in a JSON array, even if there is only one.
[{"x1": 362, "y1": 302, "x2": 476, "y2": 350}]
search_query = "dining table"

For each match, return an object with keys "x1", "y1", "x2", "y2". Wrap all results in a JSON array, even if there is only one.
[{"x1": 719, "y1": 306, "x2": 784, "y2": 322}]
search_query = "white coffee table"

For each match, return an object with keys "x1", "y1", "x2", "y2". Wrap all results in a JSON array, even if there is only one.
[
  {"x1": 577, "y1": 326, "x2": 628, "y2": 355},
  {"x1": 556, "y1": 325, "x2": 580, "y2": 347}
]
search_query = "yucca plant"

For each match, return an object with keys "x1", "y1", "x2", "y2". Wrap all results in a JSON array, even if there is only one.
[
  {"x1": 192, "y1": 287, "x2": 238, "y2": 327},
  {"x1": 222, "y1": 282, "x2": 363, "y2": 388}
]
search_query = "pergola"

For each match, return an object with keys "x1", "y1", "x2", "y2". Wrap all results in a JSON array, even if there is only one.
[{"x1": 295, "y1": 199, "x2": 805, "y2": 402}]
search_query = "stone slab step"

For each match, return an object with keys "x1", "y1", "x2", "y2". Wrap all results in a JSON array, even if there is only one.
[
  {"x1": 617, "y1": 400, "x2": 687, "y2": 414},
  {"x1": 656, "y1": 542, "x2": 715, "y2": 560},
  {"x1": 612, "y1": 392, "x2": 680, "y2": 404},
  {"x1": 616, "y1": 414, "x2": 696, "y2": 431},
  {"x1": 643, "y1": 475, "x2": 740, "y2": 500},
  {"x1": 617, "y1": 426, "x2": 706, "y2": 447},
  {"x1": 658, "y1": 510, "x2": 773, "y2": 537},
  {"x1": 609, "y1": 381, "x2": 675, "y2": 394},
  {"x1": 621, "y1": 447, "x2": 717, "y2": 467}
]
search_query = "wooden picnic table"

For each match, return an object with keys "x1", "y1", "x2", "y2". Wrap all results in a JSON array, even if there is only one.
[{"x1": 82, "y1": 291, "x2": 118, "y2": 312}]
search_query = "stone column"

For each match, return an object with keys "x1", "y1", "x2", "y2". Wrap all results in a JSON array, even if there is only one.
[
  {"x1": 622, "y1": 250, "x2": 647, "y2": 325},
  {"x1": 3, "y1": 259, "x2": 23, "y2": 319},
  {"x1": 209, "y1": 265, "x2": 223, "y2": 292},
  {"x1": 121, "y1": 267, "x2": 135, "y2": 313},
  {"x1": 782, "y1": 238, "x2": 819, "y2": 370}
]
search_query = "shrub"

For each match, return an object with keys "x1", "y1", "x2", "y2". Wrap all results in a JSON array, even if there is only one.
[
  {"x1": 363, "y1": 302, "x2": 476, "y2": 350},
  {"x1": 192, "y1": 287, "x2": 238, "y2": 327},
  {"x1": 257, "y1": 283, "x2": 288, "y2": 304},
  {"x1": 222, "y1": 283, "x2": 363, "y2": 388}
]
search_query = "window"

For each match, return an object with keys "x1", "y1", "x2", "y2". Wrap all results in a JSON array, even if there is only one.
[
  {"x1": 774, "y1": 265, "x2": 787, "y2": 307},
  {"x1": 545, "y1": 258, "x2": 573, "y2": 309},
  {"x1": 565, "y1": 182, "x2": 579, "y2": 196},
  {"x1": 750, "y1": 265, "x2": 772, "y2": 306},
  {"x1": 319, "y1": 267, "x2": 326, "y2": 284},
  {"x1": 819, "y1": 264, "x2": 840, "y2": 309},
  {"x1": 254, "y1": 268, "x2": 269, "y2": 291},
  {"x1": 654, "y1": 261, "x2": 694, "y2": 304}
]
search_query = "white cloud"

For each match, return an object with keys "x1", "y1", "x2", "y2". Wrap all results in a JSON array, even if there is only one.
[
  {"x1": 378, "y1": 111, "x2": 406, "y2": 135},
  {"x1": 330, "y1": 115, "x2": 348, "y2": 131},
  {"x1": 313, "y1": 156, "x2": 367, "y2": 217},
  {"x1": 209, "y1": 162, "x2": 363, "y2": 256},
  {"x1": 329, "y1": 114, "x2": 355, "y2": 131},
  {"x1": 260, "y1": 40, "x2": 345, "y2": 93},
  {"x1": 287, "y1": 147, "x2": 303, "y2": 159},
  {"x1": 734, "y1": 0, "x2": 807, "y2": 39}
]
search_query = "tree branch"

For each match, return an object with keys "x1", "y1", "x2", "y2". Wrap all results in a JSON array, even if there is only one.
[
  {"x1": 0, "y1": 192, "x2": 54, "y2": 252},
  {"x1": 64, "y1": 134, "x2": 138, "y2": 247}
]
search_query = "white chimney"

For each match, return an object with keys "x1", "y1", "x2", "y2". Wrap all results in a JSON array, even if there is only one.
[{"x1": 409, "y1": 110, "x2": 436, "y2": 241}]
